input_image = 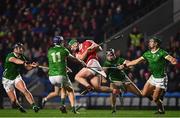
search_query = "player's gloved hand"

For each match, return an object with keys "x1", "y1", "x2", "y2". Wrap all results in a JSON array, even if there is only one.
[
  {"x1": 30, "y1": 62, "x2": 39, "y2": 68},
  {"x1": 23, "y1": 61, "x2": 31, "y2": 66},
  {"x1": 24, "y1": 61, "x2": 38, "y2": 68},
  {"x1": 117, "y1": 64, "x2": 125, "y2": 70}
]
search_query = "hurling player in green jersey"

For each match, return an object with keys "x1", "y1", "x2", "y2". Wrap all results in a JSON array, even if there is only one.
[
  {"x1": 122, "y1": 36, "x2": 177, "y2": 114},
  {"x1": 42, "y1": 36, "x2": 83, "y2": 114},
  {"x1": 2, "y1": 43, "x2": 40, "y2": 113},
  {"x1": 103, "y1": 49, "x2": 142, "y2": 113}
]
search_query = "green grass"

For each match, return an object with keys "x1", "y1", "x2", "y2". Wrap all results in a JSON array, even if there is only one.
[{"x1": 0, "y1": 109, "x2": 179, "y2": 117}]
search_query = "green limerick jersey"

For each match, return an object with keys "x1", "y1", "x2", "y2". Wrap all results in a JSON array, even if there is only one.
[
  {"x1": 3, "y1": 53, "x2": 26, "y2": 80},
  {"x1": 48, "y1": 45, "x2": 69, "y2": 76},
  {"x1": 103, "y1": 57, "x2": 126, "y2": 82},
  {"x1": 142, "y1": 48, "x2": 168, "y2": 78}
]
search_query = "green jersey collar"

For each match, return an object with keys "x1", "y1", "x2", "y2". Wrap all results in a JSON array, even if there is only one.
[
  {"x1": 54, "y1": 44, "x2": 61, "y2": 47},
  {"x1": 13, "y1": 52, "x2": 20, "y2": 58},
  {"x1": 151, "y1": 48, "x2": 159, "y2": 53}
]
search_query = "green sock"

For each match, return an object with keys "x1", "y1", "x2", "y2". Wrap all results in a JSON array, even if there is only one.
[
  {"x1": 72, "y1": 106, "x2": 76, "y2": 112},
  {"x1": 112, "y1": 105, "x2": 116, "y2": 111},
  {"x1": 72, "y1": 106, "x2": 75, "y2": 110},
  {"x1": 31, "y1": 103, "x2": 37, "y2": 108},
  {"x1": 60, "y1": 98, "x2": 65, "y2": 106}
]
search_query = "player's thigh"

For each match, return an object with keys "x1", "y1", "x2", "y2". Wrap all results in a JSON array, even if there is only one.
[
  {"x1": 76, "y1": 68, "x2": 94, "y2": 79},
  {"x1": 90, "y1": 75, "x2": 101, "y2": 89},
  {"x1": 2, "y1": 78, "x2": 15, "y2": 94},
  {"x1": 60, "y1": 88, "x2": 66, "y2": 96},
  {"x1": 125, "y1": 83, "x2": 142, "y2": 96},
  {"x1": 15, "y1": 79, "x2": 28, "y2": 93},
  {"x1": 153, "y1": 87, "x2": 164, "y2": 102},
  {"x1": 54, "y1": 86, "x2": 61, "y2": 95},
  {"x1": 142, "y1": 82, "x2": 155, "y2": 96},
  {"x1": 64, "y1": 86, "x2": 74, "y2": 93},
  {"x1": 63, "y1": 77, "x2": 74, "y2": 92}
]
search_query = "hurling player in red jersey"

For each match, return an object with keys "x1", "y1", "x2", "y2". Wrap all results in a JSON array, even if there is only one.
[{"x1": 68, "y1": 39, "x2": 119, "y2": 95}]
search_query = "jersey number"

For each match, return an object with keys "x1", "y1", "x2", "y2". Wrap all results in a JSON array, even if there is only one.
[{"x1": 51, "y1": 52, "x2": 61, "y2": 62}]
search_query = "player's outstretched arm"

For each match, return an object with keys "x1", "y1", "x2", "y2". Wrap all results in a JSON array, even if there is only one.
[
  {"x1": 9, "y1": 57, "x2": 38, "y2": 70},
  {"x1": 126, "y1": 56, "x2": 145, "y2": 67},
  {"x1": 9, "y1": 57, "x2": 25, "y2": 65},
  {"x1": 117, "y1": 57, "x2": 144, "y2": 70},
  {"x1": 165, "y1": 55, "x2": 177, "y2": 65}
]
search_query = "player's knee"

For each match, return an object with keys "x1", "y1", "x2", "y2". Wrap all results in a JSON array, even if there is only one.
[
  {"x1": 54, "y1": 92, "x2": 59, "y2": 96},
  {"x1": 75, "y1": 74, "x2": 81, "y2": 81},
  {"x1": 141, "y1": 91, "x2": 148, "y2": 97},
  {"x1": 93, "y1": 85, "x2": 100, "y2": 91},
  {"x1": 141, "y1": 93, "x2": 145, "y2": 97},
  {"x1": 22, "y1": 89, "x2": 30, "y2": 95},
  {"x1": 10, "y1": 98, "x2": 17, "y2": 103},
  {"x1": 153, "y1": 97, "x2": 159, "y2": 103}
]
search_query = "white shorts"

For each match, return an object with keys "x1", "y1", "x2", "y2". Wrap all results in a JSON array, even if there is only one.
[
  {"x1": 147, "y1": 75, "x2": 168, "y2": 90},
  {"x1": 2, "y1": 75, "x2": 23, "y2": 92},
  {"x1": 86, "y1": 59, "x2": 107, "y2": 78},
  {"x1": 49, "y1": 75, "x2": 72, "y2": 88}
]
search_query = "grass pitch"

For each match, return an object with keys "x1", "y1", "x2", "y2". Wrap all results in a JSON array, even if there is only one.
[{"x1": 0, "y1": 109, "x2": 179, "y2": 117}]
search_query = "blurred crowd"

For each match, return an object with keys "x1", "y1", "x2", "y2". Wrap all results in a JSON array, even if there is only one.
[{"x1": 0, "y1": 0, "x2": 167, "y2": 64}]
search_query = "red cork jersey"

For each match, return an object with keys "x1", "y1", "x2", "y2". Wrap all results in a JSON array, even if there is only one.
[{"x1": 78, "y1": 40, "x2": 98, "y2": 63}]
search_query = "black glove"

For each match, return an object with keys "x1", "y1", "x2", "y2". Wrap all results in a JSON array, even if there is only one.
[{"x1": 23, "y1": 61, "x2": 31, "y2": 65}]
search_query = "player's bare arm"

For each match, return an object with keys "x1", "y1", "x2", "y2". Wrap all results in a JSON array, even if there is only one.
[
  {"x1": 165, "y1": 55, "x2": 177, "y2": 65},
  {"x1": 126, "y1": 56, "x2": 145, "y2": 67},
  {"x1": 117, "y1": 60, "x2": 131, "y2": 70},
  {"x1": 88, "y1": 42, "x2": 102, "y2": 52},
  {"x1": 117, "y1": 59, "x2": 138, "y2": 70},
  {"x1": 9, "y1": 57, "x2": 38, "y2": 70},
  {"x1": 9, "y1": 57, "x2": 24, "y2": 65}
]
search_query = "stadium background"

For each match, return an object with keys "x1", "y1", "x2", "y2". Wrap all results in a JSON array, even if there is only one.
[{"x1": 0, "y1": 0, "x2": 179, "y2": 112}]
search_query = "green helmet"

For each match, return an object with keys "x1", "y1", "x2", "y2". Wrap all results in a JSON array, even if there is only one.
[{"x1": 68, "y1": 39, "x2": 77, "y2": 46}]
